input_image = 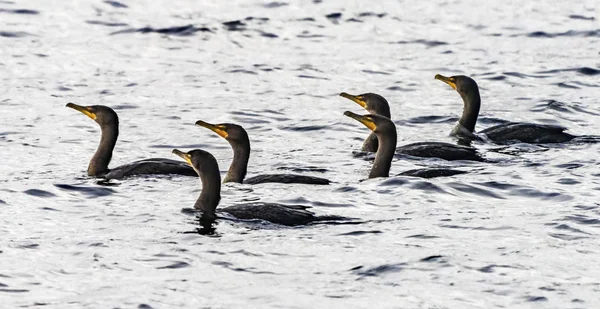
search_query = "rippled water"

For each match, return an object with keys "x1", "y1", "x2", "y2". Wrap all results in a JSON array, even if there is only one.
[{"x1": 2, "y1": 0, "x2": 600, "y2": 308}]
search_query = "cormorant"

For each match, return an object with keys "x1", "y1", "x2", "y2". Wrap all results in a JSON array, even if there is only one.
[
  {"x1": 343, "y1": 111, "x2": 467, "y2": 179},
  {"x1": 66, "y1": 103, "x2": 196, "y2": 179},
  {"x1": 339, "y1": 92, "x2": 390, "y2": 152},
  {"x1": 172, "y1": 149, "x2": 346, "y2": 227},
  {"x1": 339, "y1": 92, "x2": 485, "y2": 161},
  {"x1": 435, "y1": 74, "x2": 577, "y2": 144},
  {"x1": 195, "y1": 120, "x2": 330, "y2": 185}
]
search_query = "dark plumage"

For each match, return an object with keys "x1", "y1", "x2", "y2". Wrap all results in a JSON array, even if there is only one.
[
  {"x1": 339, "y1": 92, "x2": 390, "y2": 152},
  {"x1": 344, "y1": 111, "x2": 466, "y2": 179},
  {"x1": 195, "y1": 120, "x2": 330, "y2": 185},
  {"x1": 435, "y1": 74, "x2": 577, "y2": 144},
  {"x1": 173, "y1": 149, "x2": 346, "y2": 227},
  {"x1": 66, "y1": 103, "x2": 196, "y2": 179},
  {"x1": 398, "y1": 168, "x2": 467, "y2": 179},
  {"x1": 396, "y1": 142, "x2": 484, "y2": 162},
  {"x1": 340, "y1": 92, "x2": 485, "y2": 161}
]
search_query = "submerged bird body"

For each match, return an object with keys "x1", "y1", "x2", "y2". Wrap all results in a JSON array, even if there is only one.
[
  {"x1": 435, "y1": 74, "x2": 577, "y2": 144},
  {"x1": 66, "y1": 103, "x2": 196, "y2": 179},
  {"x1": 340, "y1": 92, "x2": 484, "y2": 161},
  {"x1": 173, "y1": 149, "x2": 343, "y2": 226},
  {"x1": 217, "y1": 203, "x2": 319, "y2": 226},
  {"x1": 195, "y1": 120, "x2": 329, "y2": 185},
  {"x1": 396, "y1": 141, "x2": 484, "y2": 161},
  {"x1": 398, "y1": 168, "x2": 468, "y2": 179},
  {"x1": 344, "y1": 111, "x2": 466, "y2": 179},
  {"x1": 479, "y1": 122, "x2": 575, "y2": 145}
]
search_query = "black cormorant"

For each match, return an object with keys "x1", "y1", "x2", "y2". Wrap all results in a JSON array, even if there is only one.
[
  {"x1": 343, "y1": 111, "x2": 467, "y2": 179},
  {"x1": 435, "y1": 74, "x2": 576, "y2": 144},
  {"x1": 66, "y1": 103, "x2": 196, "y2": 179},
  {"x1": 172, "y1": 149, "x2": 346, "y2": 227},
  {"x1": 195, "y1": 120, "x2": 330, "y2": 185},
  {"x1": 339, "y1": 92, "x2": 485, "y2": 161}
]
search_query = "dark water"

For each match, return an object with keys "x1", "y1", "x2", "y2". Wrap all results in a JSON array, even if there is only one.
[{"x1": 1, "y1": 1, "x2": 600, "y2": 308}]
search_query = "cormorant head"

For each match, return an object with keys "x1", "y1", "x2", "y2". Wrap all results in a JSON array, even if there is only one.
[
  {"x1": 172, "y1": 149, "x2": 218, "y2": 173},
  {"x1": 195, "y1": 120, "x2": 249, "y2": 145},
  {"x1": 434, "y1": 74, "x2": 479, "y2": 98},
  {"x1": 339, "y1": 92, "x2": 391, "y2": 118},
  {"x1": 343, "y1": 111, "x2": 395, "y2": 135},
  {"x1": 66, "y1": 103, "x2": 119, "y2": 127}
]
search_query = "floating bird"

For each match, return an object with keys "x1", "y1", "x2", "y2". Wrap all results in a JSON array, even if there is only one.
[
  {"x1": 339, "y1": 92, "x2": 485, "y2": 161},
  {"x1": 172, "y1": 149, "x2": 347, "y2": 227},
  {"x1": 66, "y1": 103, "x2": 196, "y2": 179},
  {"x1": 435, "y1": 74, "x2": 577, "y2": 144},
  {"x1": 343, "y1": 111, "x2": 467, "y2": 179},
  {"x1": 195, "y1": 120, "x2": 330, "y2": 185}
]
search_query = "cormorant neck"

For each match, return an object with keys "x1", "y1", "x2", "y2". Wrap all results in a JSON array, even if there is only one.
[
  {"x1": 458, "y1": 91, "x2": 481, "y2": 133},
  {"x1": 194, "y1": 165, "x2": 222, "y2": 214},
  {"x1": 362, "y1": 132, "x2": 379, "y2": 152},
  {"x1": 224, "y1": 139, "x2": 250, "y2": 183},
  {"x1": 370, "y1": 129, "x2": 396, "y2": 178},
  {"x1": 88, "y1": 123, "x2": 118, "y2": 176}
]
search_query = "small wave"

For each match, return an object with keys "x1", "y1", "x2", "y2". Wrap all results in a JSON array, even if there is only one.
[
  {"x1": 563, "y1": 214, "x2": 600, "y2": 226},
  {"x1": 393, "y1": 39, "x2": 448, "y2": 48},
  {"x1": 54, "y1": 184, "x2": 116, "y2": 197},
  {"x1": 420, "y1": 255, "x2": 444, "y2": 262},
  {"x1": 0, "y1": 8, "x2": 39, "y2": 14},
  {"x1": 86, "y1": 20, "x2": 128, "y2": 27},
  {"x1": 405, "y1": 115, "x2": 456, "y2": 124},
  {"x1": 357, "y1": 12, "x2": 386, "y2": 18},
  {"x1": 406, "y1": 234, "x2": 439, "y2": 239},
  {"x1": 350, "y1": 263, "x2": 405, "y2": 278},
  {"x1": 0, "y1": 289, "x2": 29, "y2": 293},
  {"x1": 386, "y1": 85, "x2": 415, "y2": 91},
  {"x1": 263, "y1": 2, "x2": 288, "y2": 8},
  {"x1": 569, "y1": 15, "x2": 595, "y2": 21},
  {"x1": 23, "y1": 189, "x2": 56, "y2": 198},
  {"x1": 525, "y1": 296, "x2": 548, "y2": 302},
  {"x1": 276, "y1": 166, "x2": 329, "y2": 173},
  {"x1": 362, "y1": 69, "x2": 392, "y2": 75},
  {"x1": 525, "y1": 29, "x2": 600, "y2": 38},
  {"x1": 297, "y1": 32, "x2": 327, "y2": 38},
  {"x1": 279, "y1": 125, "x2": 328, "y2": 131},
  {"x1": 446, "y1": 182, "x2": 505, "y2": 199},
  {"x1": 325, "y1": 12, "x2": 342, "y2": 21},
  {"x1": 536, "y1": 67, "x2": 600, "y2": 76},
  {"x1": 212, "y1": 261, "x2": 275, "y2": 274},
  {"x1": 297, "y1": 74, "x2": 329, "y2": 80},
  {"x1": 104, "y1": 0, "x2": 127, "y2": 8},
  {"x1": 337, "y1": 230, "x2": 382, "y2": 236},
  {"x1": 111, "y1": 25, "x2": 212, "y2": 36},
  {"x1": 477, "y1": 264, "x2": 518, "y2": 273},
  {"x1": 223, "y1": 20, "x2": 246, "y2": 31},
  {"x1": 156, "y1": 261, "x2": 190, "y2": 269},
  {"x1": 0, "y1": 31, "x2": 31, "y2": 38}
]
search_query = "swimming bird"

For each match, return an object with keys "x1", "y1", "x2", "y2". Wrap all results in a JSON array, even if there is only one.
[
  {"x1": 435, "y1": 74, "x2": 576, "y2": 144},
  {"x1": 340, "y1": 92, "x2": 484, "y2": 162},
  {"x1": 343, "y1": 111, "x2": 467, "y2": 179},
  {"x1": 195, "y1": 120, "x2": 330, "y2": 185},
  {"x1": 172, "y1": 149, "x2": 346, "y2": 227},
  {"x1": 66, "y1": 103, "x2": 196, "y2": 179},
  {"x1": 339, "y1": 92, "x2": 390, "y2": 152}
]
